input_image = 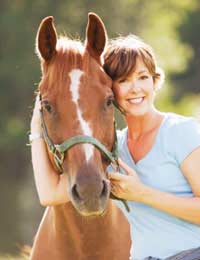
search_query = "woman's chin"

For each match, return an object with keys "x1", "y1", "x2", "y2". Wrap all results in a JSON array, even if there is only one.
[{"x1": 125, "y1": 106, "x2": 148, "y2": 117}]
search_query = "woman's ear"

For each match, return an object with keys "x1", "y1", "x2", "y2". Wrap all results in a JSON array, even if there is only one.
[{"x1": 153, "y1": 68, "x2": 165, "y2": 91}]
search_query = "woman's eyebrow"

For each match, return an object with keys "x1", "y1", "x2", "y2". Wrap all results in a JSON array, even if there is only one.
[{"x1": 137, "y1": 69, "x2": 149, "y2": 75}]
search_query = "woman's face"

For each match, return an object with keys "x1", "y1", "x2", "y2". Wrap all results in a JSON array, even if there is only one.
[{"x1": 113, "y1": 57, "x2": 155, "y2": 117}]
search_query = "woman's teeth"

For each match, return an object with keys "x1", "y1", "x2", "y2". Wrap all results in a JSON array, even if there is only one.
[{"x1": 128, "y1": 97, "x2": 144, "y2": 104}]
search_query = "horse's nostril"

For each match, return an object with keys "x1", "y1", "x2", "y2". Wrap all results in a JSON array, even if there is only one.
[
  {"x1": 71, "y1": 179, "x2": 109, "y2": 202},
  {"x1": 72, "y1": 184, "x2": 81, "y2": 200},
  {"x1": 101, "y1": 180, "x2": 108, "y2": 197}
]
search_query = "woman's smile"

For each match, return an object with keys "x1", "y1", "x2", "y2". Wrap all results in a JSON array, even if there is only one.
[{"x1": 127, "y1": 96, "x2": 145, "y2": 105}]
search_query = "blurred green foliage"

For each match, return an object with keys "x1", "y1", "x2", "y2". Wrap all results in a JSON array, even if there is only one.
[
  {"x1": 0, "y1": 0, "x2": 200, "y2": 256},
  {"x1": 0, "y1": 256, "x2": 26, "y2": 260}
]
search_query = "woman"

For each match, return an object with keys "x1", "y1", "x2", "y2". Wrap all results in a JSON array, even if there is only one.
[{"x1": 103, "y1": 35, "x2": 200, "y2": 260}]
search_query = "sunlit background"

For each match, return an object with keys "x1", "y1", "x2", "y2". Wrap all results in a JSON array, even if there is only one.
[{"x1": 1, "y1": 0, "x2": 200, "y2": 259}]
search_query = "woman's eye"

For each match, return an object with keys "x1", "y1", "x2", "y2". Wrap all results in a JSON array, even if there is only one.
[
  {"x1": 140, "y1": 75, "x2": 149, "y2": 80},
  {"x1": 119, "y1": 78, "x2": 127, "y2": 83}
]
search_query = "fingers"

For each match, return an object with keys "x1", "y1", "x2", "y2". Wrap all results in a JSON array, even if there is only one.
[
  {"x1": 110, "y1": 180, "x2": 125, "y2": 198},
  {"x1": 118, "y1": 158, "x2": 135, "y2": 176},
  {"x1": 36, "y1": 94, "x2": 40, "y2": 102},
  {"x1": 31, "y1": 95, "x2": 42, "y2": 133},
  {"x1": 109, "y1": 172, "x2": 125, "y2": 181},
  {"x1": 34, "y1": 95, "x2": 41, "y2": 111},
  {"x1": 109, "y1": 171, "x2": 128, "y2": 198}
]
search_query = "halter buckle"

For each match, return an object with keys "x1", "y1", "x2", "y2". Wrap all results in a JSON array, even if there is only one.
[{"x1": 53, "y1": 148, "x2": 65, "y2": 173}]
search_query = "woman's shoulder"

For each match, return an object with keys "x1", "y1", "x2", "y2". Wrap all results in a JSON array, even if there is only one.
[
  {"x1": 163, "y1": 112, "x2": 200, "y2": 164},
  {"x1": 164, "y1": 112, "x2": 199, "y2": 132}
]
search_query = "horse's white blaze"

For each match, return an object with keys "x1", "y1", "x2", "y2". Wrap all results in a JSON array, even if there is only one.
[{"x1": 69, "y1": 69, "x2": 94, "y2": 161}]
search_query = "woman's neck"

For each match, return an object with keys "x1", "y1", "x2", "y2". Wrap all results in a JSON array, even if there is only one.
[{"x1": 125, "y1": 108, "x2": 164, "y2": 140}]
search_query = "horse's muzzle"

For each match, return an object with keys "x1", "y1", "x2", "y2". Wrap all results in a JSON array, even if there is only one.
[{"x1": 69, "y1": 164, "x2": 110, "y2": 216}]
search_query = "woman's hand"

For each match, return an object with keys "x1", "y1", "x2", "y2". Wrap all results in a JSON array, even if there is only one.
[
  {"x1": 31, "y1": 95, "x2": 42, "y2": 134},
  {"x1": 109, "y1": 158, "x2": 146, "y2": 202}
]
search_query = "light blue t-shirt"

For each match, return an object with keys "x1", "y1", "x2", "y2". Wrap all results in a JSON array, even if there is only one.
[{"x1": 110, "y1": 113, "x2": 200, "y2": 260}]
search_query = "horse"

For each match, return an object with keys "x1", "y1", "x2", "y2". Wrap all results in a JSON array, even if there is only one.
[{"x1": 30, "y1": 13, "x2": 131, "y2": 260}]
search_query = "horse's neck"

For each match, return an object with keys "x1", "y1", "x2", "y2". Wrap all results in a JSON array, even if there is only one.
[
  {"x1": 31, "y1": 201, "x2": 130, "y2": 260},
  {"x1": 53, "y1": 200, "x2": 119, "y2": 238},
  {"x1": 52, "y1": 201, "x2": 127, "y2": 256}
]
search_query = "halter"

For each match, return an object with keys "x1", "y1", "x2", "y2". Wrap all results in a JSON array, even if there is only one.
[
  {"x1": 39, "y1": 95, "x2": 130, "y2": 212},
  {"x1": 40, "y1": 108, "x2": 118, "y2": 173}
]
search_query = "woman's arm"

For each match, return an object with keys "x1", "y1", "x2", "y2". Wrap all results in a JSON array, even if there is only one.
[
  {"x1": 30, "y1": 96, "x2": 70, "y2": 206},
  {"x1": 140, "y1": 184, "x2": 200, "y2": 225},
  {"x1": 110, "y1": 157, "x2": 200, "y2": 225}
]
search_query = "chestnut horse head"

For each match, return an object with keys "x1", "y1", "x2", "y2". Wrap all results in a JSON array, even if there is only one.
[{"x1": 36, "y1": 13, "x2": 115, "y2": 217}]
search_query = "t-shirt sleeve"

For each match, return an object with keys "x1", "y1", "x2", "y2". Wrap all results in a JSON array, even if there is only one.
[{"x1": 172, "y1": 118, "x2": 200, "y2": 165}]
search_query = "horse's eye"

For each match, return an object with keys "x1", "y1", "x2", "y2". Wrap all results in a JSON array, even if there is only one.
[
  {"x1": 106, "y1": 96, "x2": 114, "y2": 107},
  {"x1": 45, "y1": 104, "x2": 52, "y2": 113},
  {"x1": 42, "y1": 101, "x2": 52, "y2": 113}
]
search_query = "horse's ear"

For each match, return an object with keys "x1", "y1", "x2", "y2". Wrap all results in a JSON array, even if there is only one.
[
  {"x1": 36, "y1": 16, "x2": 57, "y2": 61},
  {"x1": 85, "y1": 13, "x2": 107, "y2": 62}
]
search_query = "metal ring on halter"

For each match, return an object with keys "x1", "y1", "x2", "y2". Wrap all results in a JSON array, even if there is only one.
[{"x1": 53, "y1": 149, "x2": 65, "y2": 173}]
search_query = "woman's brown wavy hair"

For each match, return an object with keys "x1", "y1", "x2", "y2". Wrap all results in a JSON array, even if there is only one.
[{"x1": 103, "y1": 35, "x2": 164, "y2": 89}]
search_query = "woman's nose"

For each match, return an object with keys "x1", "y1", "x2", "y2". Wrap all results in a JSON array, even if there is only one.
[{"x1": 130, "y1": 80, "x2": 140, "y2": 92}]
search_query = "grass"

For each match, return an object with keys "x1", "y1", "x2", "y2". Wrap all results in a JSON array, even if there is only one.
[
  {"x1": 0, "y1": 245, "x2": 30, "y2": 259},
  {"x1": 0, "y1": 257, "x2": 25, "y2": 260},
  {"x1": 0, "y1": 254, "x2": 29, "y2": 260}
]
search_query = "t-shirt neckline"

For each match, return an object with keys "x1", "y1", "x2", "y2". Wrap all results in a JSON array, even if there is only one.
[{"x1": 124, "y1": 113, "x2": 169, "y2": 166}]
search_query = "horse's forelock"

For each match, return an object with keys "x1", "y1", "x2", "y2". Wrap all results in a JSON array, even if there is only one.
[
  {"x1": 40, "y1": 37, "x2": 85, "y2": 88},
  {"x1": 57, "y1": 37, "x2": 84, "y2": 55}
]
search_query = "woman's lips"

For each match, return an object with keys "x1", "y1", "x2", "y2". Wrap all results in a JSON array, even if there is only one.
[{"x1": 127, "y1": 97, "x2": 145, "y2": 104}]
